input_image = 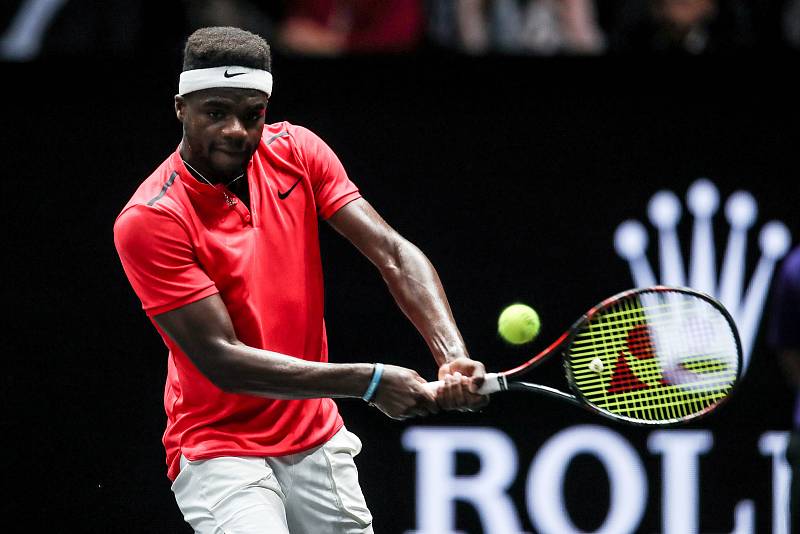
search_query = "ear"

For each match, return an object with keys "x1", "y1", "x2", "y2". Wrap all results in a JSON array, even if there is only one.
[{"x1": 175, "y1": 95, "x2": 186, "y2": 121}]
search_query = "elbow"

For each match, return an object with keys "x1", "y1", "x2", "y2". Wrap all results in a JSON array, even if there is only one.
[
  {"x1": 379, "y1": 236, "x2": 416, "y2": 275},
  {"x1": 188, "y1": 339, "x2": 244, "y2": 393},
  {"x1": 209, "y1": 369, "x2": 239, "y2": 394}
]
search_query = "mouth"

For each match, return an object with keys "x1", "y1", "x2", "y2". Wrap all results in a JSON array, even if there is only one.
[{"x1": 215, "y1": 147, "x2": 248, "y2": 157}]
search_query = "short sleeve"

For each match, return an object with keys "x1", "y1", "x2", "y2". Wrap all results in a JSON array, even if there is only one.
[
  {"x1": 114, "y1": 205, "x2": 218, "y2": 316},
  {"x1": 293, "y1": 126, "x2": 361, "y2": 219}
]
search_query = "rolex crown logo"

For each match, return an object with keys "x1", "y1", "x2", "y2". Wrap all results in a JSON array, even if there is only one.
[{"x1": 613, "y1": 178, "x2": 792, "y2": 372}]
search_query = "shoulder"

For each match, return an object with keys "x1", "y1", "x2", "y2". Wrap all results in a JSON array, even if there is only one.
[
  {"x1": 116, "y1": 153, "x2": 187, "y2": 225},
  {"x1": 115, "y1": 159, "x2": 190, "y2": 243},
  {"x1": 258, "y1": 122, "x2": 339, "y2": 171},
  {"x1": 261, "y1": 121, "x2": 324, "y2": 148},
  {"x1": 117, "y1": 153, "x2": 179, "y2": 208},
  {"x1": 114, "y1": 201, "x2": 190, "y2": 254},
  {"x1": 115, "y1": 201, "x2": 176, "y2": 234}
]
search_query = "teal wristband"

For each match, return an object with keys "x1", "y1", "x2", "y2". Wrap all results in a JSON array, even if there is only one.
[{"x1": 362, "y1": 363, "x2": 384, "y2": 403}]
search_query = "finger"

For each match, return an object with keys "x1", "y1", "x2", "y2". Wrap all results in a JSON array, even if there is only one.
[
  {"x1": 438, "y1": 373, "x2": 457, "y2": 410},
  {"x1": 457, "y1": 375, "x2": 486, "y2": 411},
  {"x1": 413, "y1": 382, "x2": 440, "y2": 415},
  {"x1": 437, "y1": 363, "x2": 453, "y2": 380},
  {"x1": 423, "y1": 392, "x2": 440, "y2": 415},
  {"x1": 448, "y1": 372, "x2": 468, "y2": 409},
  {"x1": 435, "y1": 374, "x2": 451, "y2": 409},
  {"x1": 468, "y1": 376, "x2": 484, "y2": 392},
  {"x1": 467, "y1": 367, "x2": 486, "y2": 392}
]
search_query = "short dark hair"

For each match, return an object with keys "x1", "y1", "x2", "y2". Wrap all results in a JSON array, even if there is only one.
[{"x1": 182, "y1": 27, "x2": 271, "y2": 72}]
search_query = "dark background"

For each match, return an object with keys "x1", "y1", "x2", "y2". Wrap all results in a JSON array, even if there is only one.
[{"x1": 3, "y1": 25, "x2": 800, "y2": 534}]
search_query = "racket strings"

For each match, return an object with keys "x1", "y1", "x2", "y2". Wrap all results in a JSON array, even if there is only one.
[{"x1": 567, "y1": 291, "x2": 739, "y2": 423}]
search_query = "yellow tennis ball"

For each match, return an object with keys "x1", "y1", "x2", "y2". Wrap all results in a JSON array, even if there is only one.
[{"x1": 498, "y1": 303, "x2": 541, "y2": 345}]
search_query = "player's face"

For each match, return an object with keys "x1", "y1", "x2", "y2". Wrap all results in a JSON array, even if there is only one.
[{"x1": 176, "y1": 88, "x2": 268, "y2": 181}]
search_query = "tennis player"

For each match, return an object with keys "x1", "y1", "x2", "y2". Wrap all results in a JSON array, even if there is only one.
[{"x1": 113, "y1": 26, "x2": 487, "y2": 534}]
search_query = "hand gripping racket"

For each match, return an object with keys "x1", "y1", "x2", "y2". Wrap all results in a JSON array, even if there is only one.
[{"x1": 428, "y1": 286, "x2": 742, "y2": 425}]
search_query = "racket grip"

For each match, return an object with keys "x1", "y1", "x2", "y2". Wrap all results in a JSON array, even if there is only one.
[{"x1": 423, "y1": 372, "x2": 502, "y2": 395}]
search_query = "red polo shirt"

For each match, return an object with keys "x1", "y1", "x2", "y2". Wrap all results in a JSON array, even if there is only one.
[{"x1": 114, "y1": 122, "x2": 360, "y2": 480}]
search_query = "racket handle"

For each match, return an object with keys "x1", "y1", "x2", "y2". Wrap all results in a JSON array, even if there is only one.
[{"x1": 423, "y1": 372, "x2": 502, "y2": 395}]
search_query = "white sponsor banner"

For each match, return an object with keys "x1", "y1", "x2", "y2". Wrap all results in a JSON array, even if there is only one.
[{"x1": 403, "y1": 426, "x2": 790, "y2": 534}]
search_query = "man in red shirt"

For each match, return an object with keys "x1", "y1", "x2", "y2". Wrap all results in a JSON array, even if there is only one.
[{"x1": 114, "y1": 26, "x2": 487, "y2": 533}]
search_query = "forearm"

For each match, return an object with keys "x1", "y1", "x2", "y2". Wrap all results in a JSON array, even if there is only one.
[
  {"x1": 379, "y1": 237, "x2": 469, "y2": 366},
  {"x1": 195, "y1": 338, "x2": 375, "y2": 399},
  {"x1": 326, "y1": 199, "x2": 470, "y2": 367}
]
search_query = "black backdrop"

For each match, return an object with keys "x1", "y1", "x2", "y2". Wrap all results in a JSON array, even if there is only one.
[{"x1": 3, "y1": 53, "x2": 800, "y2": 532}]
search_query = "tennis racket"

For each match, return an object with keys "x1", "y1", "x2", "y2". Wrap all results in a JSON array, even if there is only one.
[{"x1": 426, "y1": 286, "x2": 742, "y2": 425}]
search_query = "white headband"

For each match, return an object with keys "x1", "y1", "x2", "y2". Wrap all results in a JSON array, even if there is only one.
[{"x1": 179, "y1": 66, "x2": 273, "y2": 97}]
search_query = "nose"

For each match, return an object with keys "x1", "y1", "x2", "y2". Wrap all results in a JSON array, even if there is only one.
[{"x1": 221, "y1": 116, "x2": 247, "y2": 142}]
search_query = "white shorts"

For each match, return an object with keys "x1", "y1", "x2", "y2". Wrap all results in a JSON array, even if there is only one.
[{"x1": 171, "y1": 427, "x2": 374, "y2": 534}]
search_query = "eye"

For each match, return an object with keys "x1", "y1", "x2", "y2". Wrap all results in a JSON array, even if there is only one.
[
  {"x1": 207, "y1": 110, "x2": 224, "y2": 120},
  {"x1": 249, "y1": 109, "x2": 266, "y2": 121}
]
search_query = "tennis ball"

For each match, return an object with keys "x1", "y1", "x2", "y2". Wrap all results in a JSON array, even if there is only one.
[
  {"x1": 498, "y1": 303, "x2": 540, "y2": 345},
  {"x1": 589, "y1": 358, "x2": 604, "y2": 373}
]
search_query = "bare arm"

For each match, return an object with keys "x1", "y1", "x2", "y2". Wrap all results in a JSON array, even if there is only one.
[
  {"x1": 153, "y1": 293, "x2": 438, "y2": 419},
  {"x1": 327, "y1": 198, "x2": 488, "y2": 410}
]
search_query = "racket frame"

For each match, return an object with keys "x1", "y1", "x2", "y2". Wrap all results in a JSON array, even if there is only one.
[{"x1": 495, "y1": 286, "x2": 743, "y2": 425}]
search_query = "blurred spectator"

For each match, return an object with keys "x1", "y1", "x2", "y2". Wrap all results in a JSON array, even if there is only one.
[
  {"x1": 0, "y1": 0, "x2": 794, "y2": 60},
  {"x1": 277, "y1": 0, "x2": 424, "y2": 55},
  {"x1": 428, "y1": 0, "x2": 606, "y2": 56},
  {"x1": 784, "y1": 0, "x2": 800, "y2": 48},
  {"x1": 181, "y1": 0, "x2": 285, "y2": 42},
  {"x1": 2, "y1": 0, "x2": 144, "y2": 61},
  {"x1": 609, "y1": 0, "x2": 756, "y2": 54},
  {"x1": 1, "y1": 0, "x2": 197, "y2": 61}
]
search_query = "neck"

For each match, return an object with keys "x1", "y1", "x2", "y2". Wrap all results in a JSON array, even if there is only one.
[
  {"x1": 182, "y1": 158, "x2": 218, "y2": 185},
  {"x1": 180, "y1": 153, "x2": 245, "y2": 189},
  {"x1": 178, "y1": 147, "x2": 216, "y2": 184}
]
